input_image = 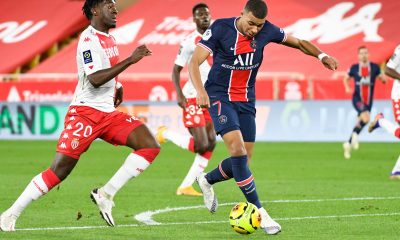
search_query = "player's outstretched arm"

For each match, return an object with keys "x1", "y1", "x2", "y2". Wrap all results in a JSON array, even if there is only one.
[
  {"x1": 385, "y1": 66, "x2": 400, "y2": 81},
  {"x1": 172, "y1": 64, "x2": 187, "y2": 108},
  {"x1": 88, "y1": 45, "x2": 152, "y2": 88},
  {"x1": 282, "y1": 35, "x2": 338, "y2": 71},
  {"x1": 189, "y1": 46, "x2": 210, "y2": 108}
]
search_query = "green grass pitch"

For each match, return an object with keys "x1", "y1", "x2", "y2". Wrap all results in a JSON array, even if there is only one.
[{"x1": 0, "y1": 140, "x2": 399, "y2": 239}]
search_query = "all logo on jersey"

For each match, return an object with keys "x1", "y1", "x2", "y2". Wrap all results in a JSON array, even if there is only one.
[
  {"x1": 83, "y1": 50, "x2": 93, "y2": 64},
  {"x1": 202, "y1": 29, "x2": 212, "y2": 41},
  {"x1": 234, "y1": 53, "x2": 254, "y2": 66}
]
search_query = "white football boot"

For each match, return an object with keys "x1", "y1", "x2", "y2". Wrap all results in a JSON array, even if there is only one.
[
  {"x1": 343, "y1": 142, "x2": 351, "y2": 159},
  {"x1": 196, "y1": 173, "x2": 218, "y2": 213},
  {"x1": 0, "y1": 210, "x2": 18, "y2": 232},
  {"x1": 259, "y1": 208, "x2": 281, "y2": 235},
  {"x1": 90, "y1": 188, "x2": 115, "y2": 226},
  {"x1": 350, "y1": 132, "x2": 359, "y2": 150}
]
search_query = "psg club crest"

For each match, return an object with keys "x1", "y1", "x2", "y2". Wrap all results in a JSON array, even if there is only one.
[
  {"x1": 250, "y1": 40, "x2": 257, "y2": 49},
  {"x1": 71, "y1": 138, "x2": 79, "y2": 150},
  {"x1": 218, "y1": 115, "x2": 227, "y2": 124}
]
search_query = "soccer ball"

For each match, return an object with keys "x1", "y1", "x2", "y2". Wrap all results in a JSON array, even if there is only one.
[{"x1": 229, "y1": 202, "x2": 261, "y2": 234}]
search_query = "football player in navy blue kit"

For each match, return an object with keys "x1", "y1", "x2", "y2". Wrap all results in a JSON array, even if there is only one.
[
  {"x1": 189, "y1": 0, "x2": 338, "y2": 235},
  {"x1": 343, "y1": 46, "x2": 386, "y2": 159}
]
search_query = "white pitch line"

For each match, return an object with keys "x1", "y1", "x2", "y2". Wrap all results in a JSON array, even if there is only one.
[
  {"x1": 16, "y1": 212, "x2": 400, "y2": 232},
  {"x1": 134, "y1": 196, "x2": 400, "y2": 225}
]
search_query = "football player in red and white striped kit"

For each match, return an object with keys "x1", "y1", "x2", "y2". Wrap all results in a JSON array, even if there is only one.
[
  {"x1": 0, "y1": 0, "x2": 159, "y2": 231},
  {"x1": 156, "y1": 3, "x2": 216, "y2": 197}
]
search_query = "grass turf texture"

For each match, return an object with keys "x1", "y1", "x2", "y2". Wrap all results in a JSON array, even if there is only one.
[{"x1": 0, "y1": 141, "x2": 399, "y2": 239}]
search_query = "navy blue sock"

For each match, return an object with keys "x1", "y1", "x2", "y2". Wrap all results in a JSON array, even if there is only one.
[
  {"x1": 231, "y1": 155, "x2": 261, "y2": 208},
  {"x1": 205, "y1": 157, "x2": 233, "y2": 184},
  {"x1": 349, "y1": 121, "x2": 366, "y2": 142}
]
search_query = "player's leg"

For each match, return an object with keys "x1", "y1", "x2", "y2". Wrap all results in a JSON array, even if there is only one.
[
  {"x1": 369, "y1": 100, "x2": 400, "y2": 179},
  {"x1": 344, "y1": 99, "x2": 365, "y2": 158},
  {"x1": 1, "y1": 106, "x2": 100, "y2": 231},
  {"x1": 177, "y1": 121, "x2": 215, "y2": 196},
  {"x1": 237, "y1": 110, "x2": 281, "y2": 234},
  {"x1": 92, "y1": 113, "x2": 160, "y2": 226},
  {"x1": 156, "y1": 98, "x2": 208, "y2": 153},
  {"x1": 350, "y1": 110, "x2": 370, "y2": 149},
  {"x1": 0, "y1": 153, "x2": 77, "y2": 232}
]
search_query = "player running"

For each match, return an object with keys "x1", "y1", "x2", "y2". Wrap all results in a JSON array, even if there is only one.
[
  {"x1": 0, "y1": 0, "x2": 159, "y2": 231},
  {"x1": 342, "y1": 46, "x2": 386, "y2": 159},
  {"x1": 156, "y1": 3, "x2": 216, "y2": 197},
  {"x1": 189, "y1": 0, "x2": 338, "y2": 235},
  {"x1": 369, "y1": 44, "x2": 400, "y2": 179}
]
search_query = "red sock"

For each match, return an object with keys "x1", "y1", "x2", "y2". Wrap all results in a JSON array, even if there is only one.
[
  {"x1": 201, "y1": 151, "x2": 213, "y2": 160},
  {"x1": 41, "y1": 168, "x2": 61, "y2": 191},
  {"x1": 134, "y1": 148, "x2": 160, "y2": 163}
]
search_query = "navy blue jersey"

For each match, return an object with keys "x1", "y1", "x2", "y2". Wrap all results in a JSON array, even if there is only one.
[
  {"x1": 348, "y1": 62, "x2": 381, "y2": 105},
  {"x1": 198, "y1": 17, "x2": 286, "y2": 102}
]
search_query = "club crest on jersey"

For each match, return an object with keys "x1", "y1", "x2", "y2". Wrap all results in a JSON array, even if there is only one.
[
  {"x1": 250, "y1": 40, "x2": 257, "y2": 49},
  {"x1": 218, "y1": 115, "x2": 227, "y2": 124},
  {"x1": 71, "y1": 138, "x2": 79, "y2": 150},
  {"x1": 83, "y1": 50, "x2": 93, "y2": 64},
  {"x1": 202, "y1": 29, "x2": 212, "y2": 41}
]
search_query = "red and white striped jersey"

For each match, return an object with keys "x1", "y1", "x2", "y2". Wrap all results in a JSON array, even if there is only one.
[
  {"x1": 174, "y1": 30, "x2": 212, "y2": 98},
  {"x1": 71, "y1": 25, "x2": 119, "y2": 112}
]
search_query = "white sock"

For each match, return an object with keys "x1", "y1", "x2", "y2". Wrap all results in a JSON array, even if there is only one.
[
  {"x1": 179, "y1": 154, "x2": 209, "y2": 188},
  {"x1": 103, "y1": 153, "x2": 151, "y2": 197},
  {"x1": 378, "y1": 118, "x2": 397, "y2": 136},
  {"x1": 392, "y1": 155, "x2": 400, "y2": 174},
  {"x1": 8, "y1": 173, "x2": 49, "y2": 217},
  {"x1": 163, "y1": 130, "x2": 192, "y2": 150}
]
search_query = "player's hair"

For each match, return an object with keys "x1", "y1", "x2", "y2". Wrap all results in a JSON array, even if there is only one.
[
  {"x1": 82, "y1": 0, "x2": 103, "y2": 20},
  {"x1": 192, "y1": 3, "x2": 209, "y2": 15},
  {"x1": 244, "y1": 0, "x2": 268, "y2": 19},
  {"x1": 358, "y1": 45, "x2": 368, "y2": 52}
]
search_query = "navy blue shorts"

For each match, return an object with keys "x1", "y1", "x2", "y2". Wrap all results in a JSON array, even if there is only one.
[
  {"x1": 208, "y1": 97, "x2": 256, "y2": 142},
  {"x1": 352, "y1": 96, "x2": 372, "y2": 115}
]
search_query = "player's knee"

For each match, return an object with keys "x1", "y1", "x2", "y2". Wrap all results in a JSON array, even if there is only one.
[
  {"x1": 194, "y1": 139, "x2": 209, "y2": 154},
  {"x1": 207, "y1": 137, "x2": 217, "y2": 151},
  {"x1": 229, "y1": 142, "x2": 247, "y2": 156}
]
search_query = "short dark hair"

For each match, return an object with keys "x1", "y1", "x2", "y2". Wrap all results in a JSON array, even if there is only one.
[
  {"x1": 358, "y1": 45, "x2": 368, "y2": 52},
  {"x1": 192, "y1": 3, "x2": 209, "y2": 15},
  {"x1": 82, "y1": 0, "x2": 103, "y2": 20},
  {"x1": 244, "y1": 0, "x2": 268, "y2": 19}
]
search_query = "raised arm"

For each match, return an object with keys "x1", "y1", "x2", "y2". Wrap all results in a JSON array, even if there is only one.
[
  {"x1": 188, "y1": 46, "x2": 211, "y2": 107},
  {"x1": 282, "y1": 35, "x2": 338, "y2": 71},
  {"x1": 88, "y1": 45, "x2": 152, "y2": 88}
]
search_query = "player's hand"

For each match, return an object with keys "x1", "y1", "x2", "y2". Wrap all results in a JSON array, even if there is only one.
[
  {"x1": 322, "y1": 56, "x2": 338, "y2": 71},
  {"x1": 114, "y1": 86, "x2": 123, "y2": 107},
  {"x1": 196, "y1": 89, "x2": 210, "y2": 108},
  {"x1": 130, "y1": 45, "x2": 152, "y2": 64},
  {"x1": 177, "y1": 92, "x2": 187, "y2": 109}
]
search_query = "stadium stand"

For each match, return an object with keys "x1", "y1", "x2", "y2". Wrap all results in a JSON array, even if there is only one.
[{"x1": 0, "y1": 0, "x2": 399, "y2": 101}]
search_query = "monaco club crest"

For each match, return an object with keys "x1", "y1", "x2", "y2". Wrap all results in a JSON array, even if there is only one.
[{"x1": 71, "y1": 138, "x2": 79, "y2": 150}]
